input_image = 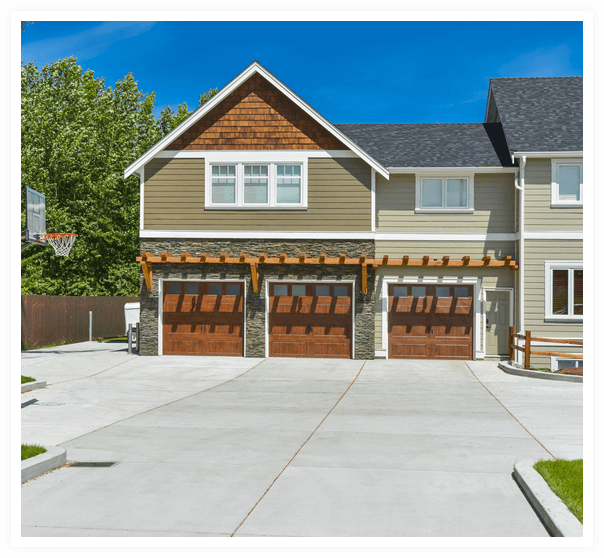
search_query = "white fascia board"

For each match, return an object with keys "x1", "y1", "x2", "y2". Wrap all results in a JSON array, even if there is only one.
[
  {"x1": 124, "y1": 61, "x2": 389, "y2": 180},
  {"x1": 140, "y1": 230, "x2": 375, "y2": 240},
  {"x1": 140, "y1": 231, "x2": 519, "y2": 241},
  {"x1": 388, "y1": 167, "x2": 517, "y2": 174},
  {"x1": 512, "y1": 151, "x2": 583, "y2": 160}
]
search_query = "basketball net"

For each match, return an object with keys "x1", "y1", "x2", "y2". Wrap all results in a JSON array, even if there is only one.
[{"x1": 39, "y1": 233, "x2": 77, "y2": 257}]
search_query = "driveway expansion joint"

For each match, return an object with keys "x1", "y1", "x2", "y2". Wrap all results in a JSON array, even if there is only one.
[{"x1": 229, "y1": 361, "x2": 367, "y2": 537}]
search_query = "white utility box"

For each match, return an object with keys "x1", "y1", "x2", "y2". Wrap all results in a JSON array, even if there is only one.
[{"x1": 124, "y1": 302, "x2": 140, "y2": 337}]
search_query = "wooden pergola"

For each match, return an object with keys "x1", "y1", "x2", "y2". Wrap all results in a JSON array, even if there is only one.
[{"x1": 137, "y1": 252, "x2": 518, "y2": 295}]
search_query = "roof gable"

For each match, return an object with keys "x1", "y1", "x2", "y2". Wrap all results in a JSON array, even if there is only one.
[
  {"x1": 165, "y1": 73, "x2": 348, "y2": 151},
  {"x1": 488, "y1": 76, "x2": 583, "y2": 154},
  {"x1": 124, "y1": 61, "x2": 388, "y2": 179}
]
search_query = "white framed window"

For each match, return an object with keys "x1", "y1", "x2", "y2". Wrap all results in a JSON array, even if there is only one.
[
  {"x1": 415, "y1": 174, "x2": 474, "y2": 213},
  {"x1": 551, "y1": 159, "x2": 582, "y2": 207},
  {"x1": 207, "y1": 160, "x2": 306, "y2": 209},
  {"x1": 550, "y1": 356, "x2": 583, "y2": 371},
  {"x1": 544, "y1": 261, "x2": 583, "y2": 321}
]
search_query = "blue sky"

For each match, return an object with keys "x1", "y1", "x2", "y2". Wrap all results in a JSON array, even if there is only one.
[{"x1": 20, "y1": 20, "x2": 583, "y2": 123}]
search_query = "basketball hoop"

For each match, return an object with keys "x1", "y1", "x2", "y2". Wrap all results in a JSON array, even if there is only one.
[{"x1": 39, "y1": 233, "x2": 77, "y2": 257}]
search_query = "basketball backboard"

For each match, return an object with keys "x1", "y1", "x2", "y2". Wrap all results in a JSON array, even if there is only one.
[{"x1": 23, "y1": 187, "x2": 46, "y2": 246}]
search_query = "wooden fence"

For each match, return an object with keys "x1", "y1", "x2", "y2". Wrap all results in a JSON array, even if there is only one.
[
  {"x1": 508, "y1": 326, "x2": 583, "y2": 370},
  {"x1": 21, "y1": 295, "x2": 140, "y2": 350}
]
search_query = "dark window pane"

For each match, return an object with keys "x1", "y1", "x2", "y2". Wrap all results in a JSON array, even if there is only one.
[
  {"x1": 185, "y1": 283, "x2": 198, "y2": 295},
  {"x1": 226, "y1": 284, "x2": 240, "y2": 296},
  {"x1": 316, "y1": 285, "x2": 330, "y2": 296},
  {"x1": 292, "y1": 285, "x2": 306, "y2": 296},
  {"x1": 552, "y1": 270, "x2": 568, "y2": 315},
  {"x1": 436, "y1": 286, "x2": 450, "y2": 297},
  {"x1": 411, "y1": 286, "x2": 426, "y2": 298},
  {"x1": 454, "y1": 287, "x2": 469, "y2": 298},
  {"x1": 574, "y1": 269, "x2": 583, "y2": 315},
  {"x1": 208, "y1": 284, "x2": 222, "y2": 295},
  {"x1": 334, "y1": 285, "x2": 348, "y2": 297},
  {"x1": 167, "y1": 283, "x2": 181, "y2": 295},
  {"x1": 392, "y1": 286, "x2": 407, "y2": 297},
  {"x1": 274, "y1": 285, "x2": 288, "y2": 296}
]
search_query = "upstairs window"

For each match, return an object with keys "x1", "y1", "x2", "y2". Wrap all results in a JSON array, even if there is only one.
[
  {"x1": 208, "y1": 162, "x2": 305, "y2": 208},
  {"x1": 415, "y1": 175, "x2": 474, "y2": 213},
  {"x1": 551, "y1": 159, "x2": 582, "y2": 206}
]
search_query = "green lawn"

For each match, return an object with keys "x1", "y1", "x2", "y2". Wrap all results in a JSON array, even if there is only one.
[
  {"x1": 21, "y1": 375, "x2": 35, "y2": 384},
  {"x1": 534, "y1": 458, "x2": 583, "y2": 523},
  {"x1": 21, "y1": 444, "x2": 47, "y2": 461}
]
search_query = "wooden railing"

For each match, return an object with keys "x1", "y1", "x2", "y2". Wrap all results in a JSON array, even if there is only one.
[{"x1": 508, "y1": 326, "x2": 583, "y2": 370}]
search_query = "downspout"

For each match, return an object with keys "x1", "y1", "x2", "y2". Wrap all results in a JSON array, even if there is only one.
[{"x1": 514, "y1": 155, "x2": 526, "y2": 363}]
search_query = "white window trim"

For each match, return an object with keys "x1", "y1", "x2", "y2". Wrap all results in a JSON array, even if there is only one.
[
  {"x1": 414, "y1": 173, "x2": 475, "y2": 213},
  {"x1": 205, "y1": 153, "x2": 308, "y2": 210},
  {"x1": 544, "y1": 261, "x2": 583, "y2": 322},
  {"x1": 551, "y1": 158, "x2": 583, "y2": 207}
]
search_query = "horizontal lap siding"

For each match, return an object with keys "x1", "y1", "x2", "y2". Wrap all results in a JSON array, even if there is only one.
[
  {"x1": 375, "y1": 240, "x2": 516, "y2": 260},
  {"x1": 524, "y1": 158, "x2": 583, "y2": 231},
  {"x1": 524, "y1": 239, "x2": 583, "y2": 339},
  {"x1": 376, "y1": 173, "x2": 515, "y2": 233},
  {"x1": 144, "y1": 157, "x2": 371, "y2": 231}
]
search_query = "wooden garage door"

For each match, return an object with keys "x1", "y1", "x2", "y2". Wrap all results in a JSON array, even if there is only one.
[
  {"x1": 389, "y1": 284, "x2": 473, "y2": 360},
  {"x1": 162, "y1": 281, "x2": 244, "y2": 356},
  {"x1": 269, "y1": 283, "x2": 352, "y2": 358}
]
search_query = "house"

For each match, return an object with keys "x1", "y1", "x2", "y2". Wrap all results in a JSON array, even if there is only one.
[{"x1": 123, "y1": 62, "x2": 582, "y2": 368}]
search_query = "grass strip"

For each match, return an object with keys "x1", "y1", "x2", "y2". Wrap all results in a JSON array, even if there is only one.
[
  {"x1": 21, "y1": 375, "x2": 35, "y2": 384},
  {"x1": 21, "y1": 444, "x2": 47, "y2": 461},
  {"x1": 534, "y1": 458, "x2": 583, "y2": 524}
]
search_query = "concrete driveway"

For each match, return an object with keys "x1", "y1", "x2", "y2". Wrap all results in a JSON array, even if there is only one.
[{"x1": 21, "y1": 342, "x2": 582, "y2": 537}]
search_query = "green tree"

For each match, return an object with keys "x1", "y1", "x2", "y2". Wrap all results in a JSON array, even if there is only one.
[{"x1": 21, "y1": 57, "x2": 215, "y2": 296}]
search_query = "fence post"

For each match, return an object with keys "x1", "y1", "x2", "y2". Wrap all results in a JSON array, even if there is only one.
[
  {"x1": 509, "y1": 326, "x2": 515, "y2": 362},
  {"x1": 525, "y1": 330, "x2": 531, "y2": 370},
  {"x1": 89, "y1": 311, "x2": 92, "y2": 342}
]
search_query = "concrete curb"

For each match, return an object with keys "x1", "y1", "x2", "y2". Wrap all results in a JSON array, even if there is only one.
[
  {"x1": 499, "y1": 361, "x2": 582, "y2": 383},
  {"x1": 21, "y1": 446, "x2": 67, "y2": 484},
  {"x1": 21, "y1": 380, "x2": 47, "y2": 393},
  {"x1": 513, "y1": 459, "x2": 583, "y2": 537}
]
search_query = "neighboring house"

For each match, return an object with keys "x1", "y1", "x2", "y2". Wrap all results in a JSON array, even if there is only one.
[{"x1": 123, "y1": 62, "x2": 582, "y2": 367}]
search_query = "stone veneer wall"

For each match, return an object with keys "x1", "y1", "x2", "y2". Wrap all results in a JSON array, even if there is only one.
[{"x1": 139, "y1": 239, "x2": 375, "y2": 359}]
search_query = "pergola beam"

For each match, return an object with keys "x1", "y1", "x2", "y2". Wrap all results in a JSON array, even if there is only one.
[
  {"x1": 136, "y1": 251, "x2": 518, "y2": 295},
  {"x1": 136, "y1": 253, "x2": 517, "y2": 268}
]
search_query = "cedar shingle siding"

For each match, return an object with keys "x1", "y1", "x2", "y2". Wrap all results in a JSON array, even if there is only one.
[{"x1": 166, "y1": 74, "x2": 348, "y2": 151}]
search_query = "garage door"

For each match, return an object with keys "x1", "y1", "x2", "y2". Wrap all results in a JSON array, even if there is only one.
[
  {"x1": 162, "y1": 281, "x2": 244, "y2": 356},
  {"x1": 389, "y1": 284, "x2": 473, "y2": 359},
  {"x1": 269, "y1": 282, "x2": 352, "y2": 358}
]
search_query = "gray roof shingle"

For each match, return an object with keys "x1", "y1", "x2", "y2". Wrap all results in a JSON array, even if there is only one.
[
  {"x1": 335, "y1": 123, "x2": 513, "y2": 168},
  {"x1": 488, "y1": 76, "x2": 583, "y2": 153}
]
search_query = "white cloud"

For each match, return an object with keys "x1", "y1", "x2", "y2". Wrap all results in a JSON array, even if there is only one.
[{"x1": 21, "y1": 21, "x2": 156, "y2": 65}]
